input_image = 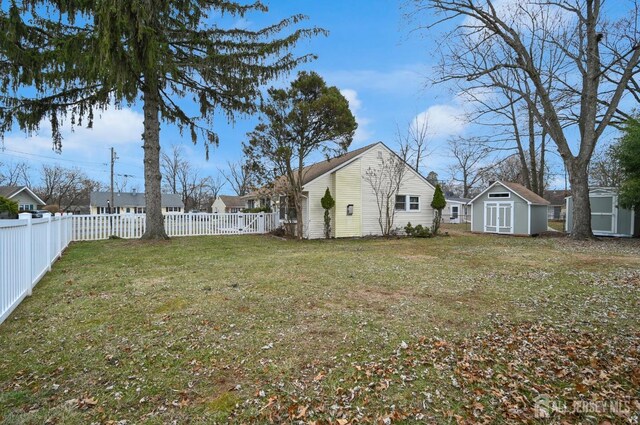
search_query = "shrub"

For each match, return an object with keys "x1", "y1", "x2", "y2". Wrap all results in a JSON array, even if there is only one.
[
  {"x1": 320, "y1": 187, "x2": 335, "y2": 239},
  {"x1": 0, "y1": 196, "x2": 18, "y2": 218},
  {"x1": 404, "y1": 222, "x2": 432, "y2": 238},
  {"x1": 431, "y1": 184, "x2": 446, "y2": 235},
  {"x1": 243, "y1": 206, "x2": 272, "y2": 213}
]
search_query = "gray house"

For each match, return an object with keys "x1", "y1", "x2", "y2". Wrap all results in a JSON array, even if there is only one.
[
  {"x1": 89, "y1": 191, "x2": 184, "y2": 214},
  {"x1": 469, "y1": 181, "x2": 550, "y2": 236},
  {"x1": 565, "y1": 187, "x2": 638, "y2": 237}
]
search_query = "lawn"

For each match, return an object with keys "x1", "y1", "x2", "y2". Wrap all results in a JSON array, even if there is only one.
[{"x1": 0, "y1": 231, "x2": 639, "y2": 424}]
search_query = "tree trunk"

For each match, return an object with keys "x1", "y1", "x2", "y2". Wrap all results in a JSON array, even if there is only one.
[
  {"x1": 295, "y1": 196, "x2": 303, "y2": 240},
  {"x1": 141, "y1": 86, "x2": 169, "y2": 240},
  {"x1": 567, "y1": 160, "x2": 593, "y2": 239}
]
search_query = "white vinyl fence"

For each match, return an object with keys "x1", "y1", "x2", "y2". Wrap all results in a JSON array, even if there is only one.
[
  {"x1": 0, "y1": 213, "x2": 73, "y2": 324},
  {"x1": 0, "y1": 212, "x2": 278, "y2": 325},
  {"x1": 71, "y1": 212, "x2": 280, "y2": 241}
]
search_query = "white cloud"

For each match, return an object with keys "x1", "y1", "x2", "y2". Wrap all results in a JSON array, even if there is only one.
[
  {"x1": 328, "y1": 66, "x2": 427, "y2": 95},
  {"x1": 2, "y1": 107, "x2": 146, "y2": 184},
  {"x1": 4, "y1": 107, "x2": 143, "y2": 158},
  {"x1": 413, "y1": 94, "x2": 470, "y2": 140},
  {"x1": 340, "y1": 88, "x2": 374, "y2": 145}
]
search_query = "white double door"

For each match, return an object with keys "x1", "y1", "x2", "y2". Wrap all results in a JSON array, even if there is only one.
[{"x1": 484, "y1": 202, "x2": 513, "y2": 234}]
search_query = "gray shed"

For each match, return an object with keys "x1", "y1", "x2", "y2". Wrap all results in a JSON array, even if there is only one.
[
  {"x1": 565, "y1": 187, "x2": 639, "y2": 237},
  {"x1": 469, "y1": 181, "x2": 550, "y2": 236}
]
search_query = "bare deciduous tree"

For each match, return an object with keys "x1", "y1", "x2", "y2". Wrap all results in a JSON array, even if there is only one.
[
  {"x1": 0, "y1": 161, "x2": 30, "y2": 187},
  {"x1": 396, "y1": 117, "x2": 432, "y2": 174},
  {"x1": 589, "y1": 142, "x2": 623, "y2": 187},
  {"x1": 221, "y1": 160, "x2": 258, "y2": 196},
  {"x1": 36, "y1": 164, "x2": 103, "y2": 211},
  {"x1": 363, "y1": 152, "x2": 407, "y2": 235},
  {"x1": 410, "y1": 0, "x2": 640, "y2": 238},
  {"x1": 447, "y1": 137, "x2": 492, "y2": 197},
  {"x1": 161, "y1": 145, "x2": 182, "y2": 195}
]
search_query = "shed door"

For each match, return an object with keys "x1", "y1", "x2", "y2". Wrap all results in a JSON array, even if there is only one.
[
  {"x1": 485, "y1": 202, "x2": 513, "y2": 234},
  {"x1": 591, "y1": 195, "x2": 616, "y2": 234}
]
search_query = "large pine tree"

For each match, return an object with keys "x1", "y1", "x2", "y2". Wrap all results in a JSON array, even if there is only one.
[{"x1": 1, "y1": 0, "x2": 321, "y2": 239}]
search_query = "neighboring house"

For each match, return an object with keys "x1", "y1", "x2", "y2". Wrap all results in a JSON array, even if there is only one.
[
  {"x1": 565, "y1": 187, "x2": 639, "y2": 237},
  {"x1": 469, "y1": 181, "x2": 550, "y2": 236},
  {"x1": 212, "y1": 195, "x2": 246, "y2": 213},
  {"x1": 89, "y1": 191, "x2": 184, "y2": 214},
  {"x1": 244, "y1": 142, "x2": 436, "y2": 239},
  {"x1": 0, "y1": 186, "x2": 45, "y2": 211},
  {"x1": 445, "y1": 196, "x2": 471, "y2": 224},
  {"x1": 544, "y1": 189, "x2": 570, "y2": 220}
]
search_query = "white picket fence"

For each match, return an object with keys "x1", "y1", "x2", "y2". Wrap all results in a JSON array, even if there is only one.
[
  {"x1": 0, "y1": 213, "x2": 73, "y2": 324},
  {"x1": 71, "y1": 212, "x2": 280, "y2": 241},
  {"x1": 0, "y1": 212, "x2": 279, "y2": 325}
]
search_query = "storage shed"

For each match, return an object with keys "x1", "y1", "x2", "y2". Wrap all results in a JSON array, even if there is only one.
[
  {"x1": 469, "y1": 181, "x2": 550, "y2": 236},
  {"x1": 565, "y1": 187, "x2": 639, "y2": 237}
]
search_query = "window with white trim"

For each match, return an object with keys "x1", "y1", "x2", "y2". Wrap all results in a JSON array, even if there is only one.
[
  {"x1": 166, "y1": 206, "x2": 182, "y2": 212},
  {"x1": 488, "y1": 192, "x2": 510, "y2": 198},
  {"x1": 395, "y1": 195, "x2": 420, "y2": 211},
  {"x1": 409, "y1": 196, "x2": 420, "y2": 211},
  {"x1": 19, "y1": 204, "x2": 34, "y2": 211}
]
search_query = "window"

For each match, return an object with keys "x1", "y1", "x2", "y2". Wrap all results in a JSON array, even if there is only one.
[
  {"x1": 166, "y1": 207, "x2": 181, "y2": 212},
  {"x1": 278, "y1": 196, "x2": 296, "y2": 220},
  {"x1": 409, "y1": 196, "x2": 420, "y2": 211},
  {"x1": 136, "y1": 207, "x2": 145, "y2": 214},
  {"x1": 488, "y1": 192, "x2": 510, "y2": 198},
  {"x1": 451, "y1": 206, "x2": 459, "y2": 219},
  {"x1": 395, "y1": 195, "x2": 420, "y2": 211},
  {"x1": 247, "y1": 199, "x2": 255, "y2": 209},
  {"x1": 346, "y1": 204, "x2": 354, "y2": 216},
  {"x1": 19, "y1": 204, "x2": 34, "y2": 211}
]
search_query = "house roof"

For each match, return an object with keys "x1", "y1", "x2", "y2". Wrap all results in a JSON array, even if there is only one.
[
  {"x1": 90, "y1": 191, "x2": 184, "y2": 208},
  {"x1": 245, "y1": 141, "x2": 436, "y2": 198},
  {"x1": 217, "y1": 195, "x2": 245, "y2": 208},
  {"x1": 297, "y1": 143, "x2": 379, "y2": 185},
  {"x1": 446, "y1": 196, "x2": 471, "y2": 204},
  {"x1": 470, "y1": 181, "x2": 550, "y2": 205},
  {"x1": 0, "y1": 185, "x2": 46, "y2": 205},
  {"x1": 544, "y1": 189, "x2": 570, "y2": 206}
]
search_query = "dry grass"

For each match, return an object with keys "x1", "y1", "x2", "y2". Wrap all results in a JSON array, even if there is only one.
[{"x1": 0, "y1": 232, "x2": 639, "y2": 423}]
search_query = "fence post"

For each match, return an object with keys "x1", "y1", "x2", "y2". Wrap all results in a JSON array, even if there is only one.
[
  {"x1": 18, "y1": 213, "x2": 33, "y2": 296},
  {"x1": 258, "y1": 213, "x2": 265, "y2": 233},
  {"x1": 238, "y1": 213, "x2": 244, "y2": 233},
  {"x1": 46, "y1": 212, "x2": 53, "y2": 271},
  {"x1": 56, "y1": 213, "x2": 63, "y2": 257}
]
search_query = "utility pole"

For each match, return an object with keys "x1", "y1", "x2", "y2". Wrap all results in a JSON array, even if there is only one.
[{"x1": 110, "y1": 147, "x2": 117, "y2": 214}]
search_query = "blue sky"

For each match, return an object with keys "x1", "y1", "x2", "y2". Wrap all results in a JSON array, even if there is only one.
[{"x1": 0, "y1": 0, "x2": 626, "y2": 192}]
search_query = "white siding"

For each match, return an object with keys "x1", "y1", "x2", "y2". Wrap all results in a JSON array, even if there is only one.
[
  {"x1": 302, "y1": 172, "x2": 335, "y2": 239},
  {"x1": 212, "y1": 198, "x2": 226, "y2": 213},
  {"x1": 334, "y1": 160, "x2": 362, "y2": 237},
  {"x1": 359, "y1": 146, "x2": 435, "y2": 235}
]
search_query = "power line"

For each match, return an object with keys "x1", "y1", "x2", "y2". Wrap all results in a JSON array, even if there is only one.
[{"x1": 0, "y1": 147, "x2": 108, "y2": 167}]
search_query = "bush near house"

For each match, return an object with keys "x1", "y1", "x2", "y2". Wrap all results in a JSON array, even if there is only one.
[{"x1": 404, "y1": 221, "x2": 432, "y2": 238}]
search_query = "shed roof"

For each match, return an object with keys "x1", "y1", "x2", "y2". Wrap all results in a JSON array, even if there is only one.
[
  {"x1": 470, "y1": 181, "x2": 550, "y2": 205},
  {"x1": 501, "y1": 182, "x2": 550, "y2": 205},
  {"x1": 90, "y1": 192, "x2": 183, "y2": 207}
]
